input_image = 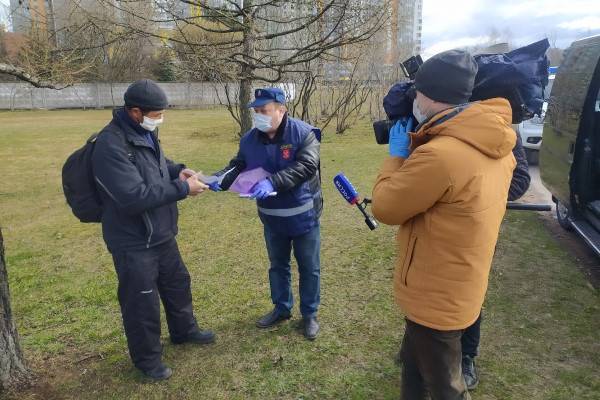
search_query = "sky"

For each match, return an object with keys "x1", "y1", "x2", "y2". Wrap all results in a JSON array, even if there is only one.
[
  {"x1": 1, "y1": 0, "x2": 599, "y2": 57},
  {"x1": 0, "y1": 0, "x2": 8, "y2": 29},
  {"x1": 421, "y1": 0, "x2": 600, "y2": 57}
]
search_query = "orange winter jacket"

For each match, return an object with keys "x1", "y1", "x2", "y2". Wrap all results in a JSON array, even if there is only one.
[{"x1": 372, "y1": 98, "x2": 516, "y2": 331}]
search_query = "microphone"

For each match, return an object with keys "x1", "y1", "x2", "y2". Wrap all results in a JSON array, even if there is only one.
[
  {"x1": 334, "y1": 173, "x2": 378, "y2": 230},
  {"x1": 334, "y1": 173, "x2": 360, "y2": 205}
]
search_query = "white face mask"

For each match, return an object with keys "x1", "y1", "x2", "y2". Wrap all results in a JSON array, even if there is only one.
[
  {"x1": 253, "y1": 113, "x2": 273, "y2": 132},
  {"x1": 412, "y1": 100, "x2": 428, "y2": 124},
  {"x1": 140, "y1": 116, "x2": 163, "y2": 132}
]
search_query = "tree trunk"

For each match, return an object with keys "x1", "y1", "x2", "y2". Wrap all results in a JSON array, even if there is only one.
[
  {"x1": 238, "y1": 0, "x2": 256, "y2": 135},
  {"x1": 239, "y1": 77, "x2": 253, "y2": 134},
  {"x1": 0, "y1": 228, "x2": 30, "y2": 391}
]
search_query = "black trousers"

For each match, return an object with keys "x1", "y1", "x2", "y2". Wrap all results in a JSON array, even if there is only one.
[
  {"x1": 400, "y1": 319, "x2": 470, "y2": 400},
  {"x1": 461, "y1": 313, "x2": 482, "y2": 358},
  {"x1": 111, "y1": 239, "x2": 199, "y2": 371}
]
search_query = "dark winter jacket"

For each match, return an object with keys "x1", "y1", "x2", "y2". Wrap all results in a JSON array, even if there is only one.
[{"x1": 91, "y1": 108, "x2": 189, "y2": 252}]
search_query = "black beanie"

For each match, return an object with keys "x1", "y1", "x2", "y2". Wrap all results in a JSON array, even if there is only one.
[
  {"x1": 124, "y1": 79, "x2": 169, "y2": 111},
  {"x1": 414, "y1": 50, "x2": 478, "y2": 105}
]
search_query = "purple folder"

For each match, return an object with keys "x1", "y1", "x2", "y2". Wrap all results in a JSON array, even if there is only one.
[{"x1": 229, "y1": 167, "x2": 272, "y2": 195}]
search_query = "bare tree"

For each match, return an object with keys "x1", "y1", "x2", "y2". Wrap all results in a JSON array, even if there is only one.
[
  {"x1": 11, "y1": 26, "x2": 93, "y2": 88},
  {"x1": 316, "y1": 44, "x2": 378, "y2": 134},
  {"x1": 0, "y1": 27, "x2": 7, "y2": 60},
  {"x1": 0, "y1": 63, "x2": 61, "y2": 88},
  {"x1": 0, "y1": 229, "x2": 31, "y2": 391},
  {"x1": 93, "y1": 36, "x2": 159, "y2": 83},
  {"x1": 284, "y1": 26, "x2": 391, "y2": 134},
  {"x1": 544, "y1": 31, "x2": 564, "y2": 66},
  {"x1": 287, "y1": 63, "x2": 319, "y2": 124},
  {"x1": 0, "y1": 2, "x2": 113, "y2": 88},
  {"x1": 0, "y1": 28, "x2": 83, "y2": 88},
  {"x1": 81, "y1": 0, "x2": 388, "y2": 134}
]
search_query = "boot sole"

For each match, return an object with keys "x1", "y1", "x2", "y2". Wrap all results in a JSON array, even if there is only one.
[
  {"x1": 143, "y1": 373, "x2": 172, "y2": 381},
  {"x1": 141, "y1": 369, "x2": 173, "y2": 381}
]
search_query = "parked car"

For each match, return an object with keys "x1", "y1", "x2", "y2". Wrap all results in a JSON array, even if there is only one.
[
  {"x1": 540, "y1": 34, "x2": 600, "y2": 255},
  {"x1": 516, "y1": 69, "x2": 556, "y2": 165}
]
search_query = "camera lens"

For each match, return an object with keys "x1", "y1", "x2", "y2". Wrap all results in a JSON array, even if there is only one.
[{"x1": 373, "y1": 120, "x2": 393, "y2": 145}]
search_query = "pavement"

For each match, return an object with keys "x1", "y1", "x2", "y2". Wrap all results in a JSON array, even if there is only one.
[{"x1": 520, "y1": 166, "x2": 554, "y2": 209}]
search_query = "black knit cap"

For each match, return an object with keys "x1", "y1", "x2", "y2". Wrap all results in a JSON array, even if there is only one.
[
  {"x1": 414, "y1": 50, "x2": 478, "y2": 105},
  {"x1": 124, "y1": 79, "x2": 168, "y2": 111}
]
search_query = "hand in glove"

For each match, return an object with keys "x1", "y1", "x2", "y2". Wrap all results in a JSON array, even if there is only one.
[
  {"x1": 250, "y1": 179, "x2": 274, "y2": 200},
  {"x1": 389, "y1": 117, "x2": 415, "y2": 158},
  {"x1": 208, "y1": 182, "x2": 222, "y2": 192}
]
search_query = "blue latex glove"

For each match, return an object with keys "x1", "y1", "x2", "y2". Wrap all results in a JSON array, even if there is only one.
[
  {"x1": 389, "y1": 117, "x2": 415, "y2": 158},
  {"x1": 250, "y1": 179, "x2": 274, "y2": 200},
  {"x1": 208, "y1": 182, "x2": 222, "y2": 192}
]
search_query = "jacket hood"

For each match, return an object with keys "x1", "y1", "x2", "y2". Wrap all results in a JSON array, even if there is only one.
[{"x1": 413, "y1": 98, "x2": 516, "y2": 159}]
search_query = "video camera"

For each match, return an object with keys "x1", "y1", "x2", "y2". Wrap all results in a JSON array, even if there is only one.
[
  {"x1": 373, "y1": 39, "x2": 551, "y2": 145},
  {"x1": 400, "y1": 55, "x2": 424, "y2": 80}
]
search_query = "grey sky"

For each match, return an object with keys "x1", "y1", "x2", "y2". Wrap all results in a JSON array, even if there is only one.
[
  {"x1": 1, "y1": 0, "x2": 599, "y2": 57},
  {"x1": 422, "y1": 0, "x2": 600, "y2": 57},
  {"x1": 0, "y1": 0, "x2": 8, "y2": 29}
]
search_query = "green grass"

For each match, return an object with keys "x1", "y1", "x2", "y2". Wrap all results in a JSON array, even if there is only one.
[{"x1": 0, "y1": 109, "x2": 598, "y2": 399}]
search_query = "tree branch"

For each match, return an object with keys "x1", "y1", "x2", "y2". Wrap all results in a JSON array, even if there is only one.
[
  {"x1": 256, "y1": 1, "x2": 336, "y2": 40},
  {"x1": 0, "y1": 63, "x2": 65, "y2": 89}
]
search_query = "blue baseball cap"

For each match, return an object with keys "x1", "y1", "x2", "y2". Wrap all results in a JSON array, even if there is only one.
[{"x1": 247, "y1": 87, "x2": 286, "y2": 108}]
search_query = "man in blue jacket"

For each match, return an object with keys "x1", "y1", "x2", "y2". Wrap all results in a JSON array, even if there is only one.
[
  {"x1": 210, "y1": 88, "x2": 322, "y2": 340},
  {"x1": 92, "y1": 79, "x2": 215, "y2": 380}
]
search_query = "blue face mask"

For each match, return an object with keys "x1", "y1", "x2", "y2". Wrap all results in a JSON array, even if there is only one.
[{"x1": 253, "y1": 113, "x2": 273, "y2": 132}]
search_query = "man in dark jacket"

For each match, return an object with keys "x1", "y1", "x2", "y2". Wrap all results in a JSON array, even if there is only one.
[
  {"x1": 91, "y1": 79, "x2": 214, "y2": 380},
  {"x1": 209, "y1": 88, "x2": 322, "y2": 340},
  {"x1": 461, "y1": 131, "x2": 531, "y2": 390}
]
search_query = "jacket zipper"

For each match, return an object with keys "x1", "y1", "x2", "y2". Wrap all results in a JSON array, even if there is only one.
[
  {"x1": 136, "y1": 138, "x2": 158, "y2": 248},
  {"x1": 154, "y1": 135, "x2": 164, "y2": 178},
  {"x1": 403, "y1": 236, "x2": 417, "y2": 285},
  {"x1": 143, "y1": 211, "x2": 153, "y2": 248}
]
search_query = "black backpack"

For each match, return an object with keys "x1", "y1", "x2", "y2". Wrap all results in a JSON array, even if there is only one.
[{"x1": 62, "y1": 133, "x2": 103, "y2": 223}]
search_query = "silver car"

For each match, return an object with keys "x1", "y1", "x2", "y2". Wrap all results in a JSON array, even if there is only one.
[{"x1": 516, "y1": 73, "x2": 555, "y2": 165}]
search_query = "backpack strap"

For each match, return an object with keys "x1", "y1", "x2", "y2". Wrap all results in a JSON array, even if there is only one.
[
  {"x1": 103, "y1": 128, "x2": 138, "y2": 165},
  {"x1": 87, "y1": 133, "x2": 99, "y2": 144}
]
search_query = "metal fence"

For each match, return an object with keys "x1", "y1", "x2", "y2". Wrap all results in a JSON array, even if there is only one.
[{"x1": 0, "y1": 82, "x2": 239, "y2": 110}]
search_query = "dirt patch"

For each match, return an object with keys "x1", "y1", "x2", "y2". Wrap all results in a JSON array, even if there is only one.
[
  {"x1": 2, "y1": 351, "x2": 100, "y2": 400},
  {"x1": 5, "y1": 380, "x2": 63, "y2": 400}
]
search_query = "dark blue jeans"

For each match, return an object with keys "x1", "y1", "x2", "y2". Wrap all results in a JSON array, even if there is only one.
[
  {"x1": 461, "y1": 312, "x2": 482, "y2": 358},
  {"x1": 263, "y1": 224, "x2": 321, "y2": 318}
]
